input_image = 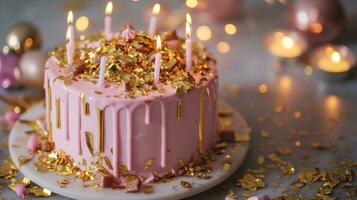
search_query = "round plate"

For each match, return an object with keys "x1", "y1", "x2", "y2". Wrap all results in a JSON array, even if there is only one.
[{"x1": 9, "y1": 102, "x2": 250, "y2": 200}]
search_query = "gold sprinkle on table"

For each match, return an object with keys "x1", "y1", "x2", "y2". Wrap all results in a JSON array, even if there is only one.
[{"x1": 180, "y1": 181, "x2": 192, "y2": 189}]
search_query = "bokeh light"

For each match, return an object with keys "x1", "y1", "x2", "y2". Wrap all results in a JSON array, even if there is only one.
[
  {"x1": 196, "y1": 26, "x2": 212, "y2": 41},
  {"x1": 224, "y1": 24, "x2": 237, "y2": 35},
  {"x1": 186, "y1": 0, "x2": 198, "y2": 8},
  {"x1": 76, "y1": 16, "x2": 89, "y2": 32},
  {"x1": 217, "y1": 41, "x2": 230, "y2": 54}
]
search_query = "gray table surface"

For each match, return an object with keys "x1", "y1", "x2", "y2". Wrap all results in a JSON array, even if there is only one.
[{"x1": 0, "y1": 0, "x2": 357, "y2": 199}]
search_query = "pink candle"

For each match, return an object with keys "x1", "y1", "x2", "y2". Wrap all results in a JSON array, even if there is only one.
[
  {"x1": 97, "y1": 56, "x2": 108, "y2": 87},
  {"x1": 148, "y1": 3, "x2": 160, "y2": 36},
  {"x1": 66, "y1": 28, "x2": 74, "y2": 65},
  {"x1": 185, "y1": 13, "x2": 192, "y2": 71},
  {"x1": 105, "y1": 1, "x2": 113, "y2": 40},
  {"x1": 154, "y1": 35, "x2": 162, "y2": 84}
]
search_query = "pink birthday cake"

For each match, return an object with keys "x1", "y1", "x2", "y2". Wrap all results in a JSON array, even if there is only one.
[{"x1": 44, "y1": 28, "x2": 218, "y2": 184}]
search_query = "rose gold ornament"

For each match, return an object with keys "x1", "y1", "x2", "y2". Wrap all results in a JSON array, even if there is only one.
[{"x1": 19, "y1": 50, "x2": 47, "y2": 88}]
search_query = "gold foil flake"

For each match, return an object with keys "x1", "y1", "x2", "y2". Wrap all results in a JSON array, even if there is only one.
[
  {"x1": 21, "y1": 177, "x2": 31, "y2": 186},
  {"x1": 143, "y1": 185, "x2": 153, "y2": 193},
  {"x1": 85, "y1": 132, "x2": 95, "y2": 155},
  {"x1": 96, "y1": 108, "x2": 104, "y2": 152},
  {"x1": 280, "y1": 163, "x2": 296, "y2": 176},
  {"x1": 311, "y1": 142, "x2": 331, "y2": 149},
  {"x1": 180, "y1": 181, "x2": 192, "y2": 189},
  {"x1": 57, "y1": 179, "x2": 70, "y2": 186},
  {"x1": 176, "y1": 100, "x2": 183, "y2": 120},
  {"x1": 29, "y1": 186, "x2": 52, "y2": 197},
  {"x1": 236, "y1": 173, "x2": 266, "y2": 191},
  {"x1": 55, "y1": 98, "x2": 61, "y2": 129},
  {"x1": 275, "y1": 146, "x2": 292, "y2": 155},
  {"x1": 235, "y1": 133, "x2": 250, "y2": 142},
  {"x1": 198, "y1": 88, "x2": 205, "y2": 154},
  {"x1": 0, "y1": 157, "x2": 17, "y2": 179},
  {"x1": 144, "y1": 159, "x2": 154, "y2": 169},
  {"x1": 222, "y1": 162, "x2": 231, "y2": 170},
  {"x1": 260, "y1": 130, "x2": 271, "y2": 139},
  {"x1": 54, "y1": 75, "x2": 72, "y2": 86},
  {"x1": 18, "y1": 155, "x2": 33, "y2": 166},
  {"x1": 103, "y1": 156, "x2": 113, "y2": 170}
]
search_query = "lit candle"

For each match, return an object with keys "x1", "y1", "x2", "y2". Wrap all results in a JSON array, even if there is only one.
[
  {"x1": 154, "y1": 35, "x2": 162, "y2": 84},
  {"x1": 67, "y1": 11, "x2": 75, "y2": 52},
  {"x1": 105, "y1": 1, "x2": 113, "y2": 41},
  {"x1": 265, "y1": 30, "x2": 307, "y2": 58},
  {"x1": 97, "y1": 56, "x2": 108, "y2": 87},
  {"x1": 185, "y1": 13, "x2": 192, "y2": 71},
  {"x1": 66, "y1": 28, "x2": 74, "y2": 65},
  {"x1": 148, "y1": 3, "x2": 160, "y2": 36},
  {"x1": 66, "y1": 11, "x2": 75, "y2": 65}
]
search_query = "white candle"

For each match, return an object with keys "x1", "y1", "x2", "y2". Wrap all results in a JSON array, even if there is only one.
[
  {"x1": 148, "y1": 3, "x2": 160, "y2": 36},
  {"x1": 66, "y1": 28, "x2": 74, "y2": 65},
  {"x1": 154, "y1": 35, "x2": 162, "y2": 84},
  {"x1": 97, "y1": 56, "x2": 108, "y2": 87},
  {"x1": 185, "y1": 13, "x2": 192, "y2": 71},
  {"x1": 105, "y1": 1, "x2": 113, "y2": 40}
]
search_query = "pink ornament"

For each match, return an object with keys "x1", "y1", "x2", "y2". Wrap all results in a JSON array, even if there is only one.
[
  {"x1": 121, "y1": 25, "x2": 136, "y2": 40},
  {"x1": 288, "y1": 0, "x2": 345, "y2": 45},
  {"x1": 15, "y1": 184, "x2": 27, "y2": 199},
  {"x1": 0, "y1": 53, "x2": 20, "y2": 89},
  {"x1": 4, "y1": 111, "x2": 20, "y2": 123},
  {"x1": 27, "y1": 134, "x2": 40, "y2": 152},
  {"x1": 247, "y1": 195, "x2": 271, "y2": 200}
]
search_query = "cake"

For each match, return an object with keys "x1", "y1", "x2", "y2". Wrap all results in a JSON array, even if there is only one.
[{"x1": 44, "y1": 27, "x2": 218, "y2": 180}]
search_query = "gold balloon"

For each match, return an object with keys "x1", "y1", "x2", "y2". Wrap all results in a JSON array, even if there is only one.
[
  {"x1": 19, "y1": 50, "x2": 47, "y2": 89},
  {"x1": 5, "y1": 22, "x2": 42, "y2": 54}
]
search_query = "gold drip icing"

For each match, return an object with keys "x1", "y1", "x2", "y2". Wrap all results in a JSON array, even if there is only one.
[
  {"x1": 55, "y1": 98, "x2": 61, "y2": 129},
  {"x1": 177, "y1": 100, "x2": 183, "y2": 120},
  {"x1": 84, "y1": 131, "x2": 94, "y2": 155},
  {"x1": 47, "y1": 79, "x2": 53, "y2": 141},
  {"x1": 198, "y1": 88, "x2": 205, "y2": 154},
  {"x1": 96, "y1": 108, "x2": 104, "y2": 152},
  {"x1": 80, "y1": 93, "x2": 90, "y2": 115}
]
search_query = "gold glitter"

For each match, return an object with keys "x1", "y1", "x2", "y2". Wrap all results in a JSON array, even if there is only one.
[
  {"x1": 144, "y1": 159, "x2": 154, "y2": 169},
  {"x1": 85, "y1": 132, "x2": 94, "y2": 155},
  {"x1": 29, "y1": 186, "x2": 52, "y2": 197},
  {"x1": 80, "y1": 93, "x2": 90, "y2": 115},
  {"x1": 55, "y1": 98, "x2": 61, "y2": 129},
  {"x1": 180, "y1": 181, "x2": 192, "y2": 189},
  {"x1": 237, "y1": 172, "x2": 266, "y2": 191},
  {"x1": 96, "y1": 108, "x2": 104, "y2": 152},
  {"x1": 198, "y1": 88, "x2": 204, "y2": 154},
  {"x1": 18, "y1": 155, "x2": 33, "y2": 166},
  {"x1": 176, "y1": 100, "x2": 183, "y2": 120}
]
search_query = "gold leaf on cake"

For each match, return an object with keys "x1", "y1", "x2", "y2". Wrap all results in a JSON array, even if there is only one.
[
  {"x1": 103, "y1": 156, "x2": 113, "y2": 170},
  {"x1": 18, "y1": 155, "x2": 33, "y2": 166},
  {"x1": 144, "y1": 159, "x2": 154, "y2": 169},
  {"x1": 85, "y1": 132, "x2": 94, "y2": 155}
]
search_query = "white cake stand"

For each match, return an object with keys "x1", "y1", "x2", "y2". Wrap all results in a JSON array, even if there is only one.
[{"x1": 9, "y1": 102, "x2": 250, "y2": 200}]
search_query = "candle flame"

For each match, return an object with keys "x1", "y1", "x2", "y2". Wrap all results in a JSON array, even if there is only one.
[
  {"x1": 152, "y1": 3, "x2": 160, "y2": 15},
  {"x1": 67, "y1": 11, "x2": 73, "y2": 25},
  {"x1": 156, "y1": 35, "x2": 161, "y2": 50},
  {"x1": 281, "y1": 36, "x2": 294, "y2": 49},
  {"x1": 105, "y1": 1, "x2": 113, "y2": 15},
  {"x1": 331, "y1": 51, "x2": 341, "y2": 63},
  {"x1": 66, "y1": 27, "x2": 71, "y2": 42}
]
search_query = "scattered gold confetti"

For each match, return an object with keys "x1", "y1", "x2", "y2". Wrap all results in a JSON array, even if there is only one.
[
  {"x1": 18, "y1": 155, "x2": 33, "y2": 166},
  {"x1": 237, "y1": 170, "x2": 265, "y2": 191},
  {"x1": 180, "y1": 181, "x2": 192, "y2": 189},
  {"x1": 235, "y1": 133, "x2": 250, "y2": 142}
]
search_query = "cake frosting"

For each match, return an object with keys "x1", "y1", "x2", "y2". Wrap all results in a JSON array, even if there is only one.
[{"x1": 44, "y1": 28, "x2": 218, "y2": 178}]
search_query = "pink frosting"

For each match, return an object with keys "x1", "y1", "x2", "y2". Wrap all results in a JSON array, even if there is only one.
[
  {"x1": 44, "y1": 55, "x2": 218, "y2": 177},
  {"x1": 121, "y1": 26, "x2": 136, "y2": 40},
  {"x1": 27, "y1": 134, "x2": 40, "y2": 152}
]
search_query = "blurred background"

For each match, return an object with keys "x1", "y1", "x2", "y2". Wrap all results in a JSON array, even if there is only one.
[{"x1": 0, "y1": 0, "x2": 357, "y2": 199}]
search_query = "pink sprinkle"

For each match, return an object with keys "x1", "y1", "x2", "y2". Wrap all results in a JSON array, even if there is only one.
[
  {"x1": 4, "y1": 111, "x2": 19, "y2": 123},
  {"x1": 247, "y1": 195, "x2": 271, "y2": 200},
  {"x1": 15, "y1": 184, "x2": 27, "y2": 199},
  {"x1": 27, "y1": 134, "x2": 40, "y2": 152}
]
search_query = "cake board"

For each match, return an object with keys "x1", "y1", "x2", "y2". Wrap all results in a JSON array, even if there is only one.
[{"x1": 9, "y1": 101, "x2": 250, "y2": 200}]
